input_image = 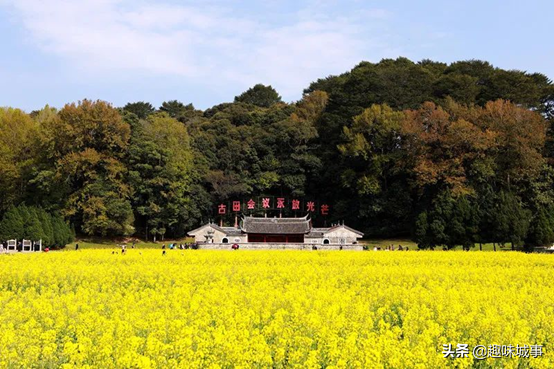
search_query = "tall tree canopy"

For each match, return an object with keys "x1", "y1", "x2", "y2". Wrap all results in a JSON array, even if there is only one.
[
  {"x1": 128, "y1": 112, "x2": 196, "y2": 240},
  {"x1": 40, "y1": 100, "x2": 134, "y2": 236},
  {"x1": 234, "y1": 84, "x2": 283, "y2": 108},
  {"x1": 0, "y1": 108, "x2": 37, "y2": 213},
  {"x1": 123, "y1": 102, "x2": 155, "y2": 119}
]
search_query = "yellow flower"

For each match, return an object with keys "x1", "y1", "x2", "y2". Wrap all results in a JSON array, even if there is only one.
[{"x1": 0, "y1": 250, "x2": 552, "y2": 367}]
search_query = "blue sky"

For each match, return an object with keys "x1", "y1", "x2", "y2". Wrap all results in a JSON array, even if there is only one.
[{"x1": 0, "y1": 0, "x2": 552, "y2": 111}]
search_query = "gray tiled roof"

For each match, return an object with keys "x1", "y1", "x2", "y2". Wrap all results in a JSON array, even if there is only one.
[
  {"x1": 307, "y1": 225, "x2": 364, "y2": 237},
  {"x1": 187, "y1": 223, "x2": 242, "y2": 236},
  {"x1": 241, "y1": 216, "x2": 311, "y2": 234},
  {"x1": 328, "y1": 225, "x2": 364, "y2": 236},
  {"x1": 306, "y1": 227, "x2": 330, "y2": 237},
  {"x1": 220, "y1": 227, "x2": 242, "y2": 236},
  {"x1": 187, "y1": 223, "x2": 213, "y2": 235}
]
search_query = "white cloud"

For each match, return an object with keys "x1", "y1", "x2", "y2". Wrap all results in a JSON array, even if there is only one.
[
  {"x1": 1, "y1": 0, "x2": 398, "y2": 101},
  {"x1": 249, "y1": 20, "x2": 367, "y2": 96}
]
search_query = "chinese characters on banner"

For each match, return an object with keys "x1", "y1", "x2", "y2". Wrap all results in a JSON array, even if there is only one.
[
  {"x1": 261, "y1": 197, "x2": 271, "y2": 209},
  {"x1": 216, "y1": 198, "x2": 330, "y2": 215}
]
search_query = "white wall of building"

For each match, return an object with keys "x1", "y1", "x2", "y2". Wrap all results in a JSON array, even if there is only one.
[
  {"x1": 189, "y1": 225, "x2": 247, "y2": 244},
  {"x1": 323, "y1": 227, "x2": 362, "y2": 245}
]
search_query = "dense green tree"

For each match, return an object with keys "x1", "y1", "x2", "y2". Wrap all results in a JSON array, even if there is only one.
[
  {"x1": 414, "y1": 192, "x2": 479, "y2": 249},
  {"x1": 491, "y1": 191, "x2": 531, "y2": 250},
  {"x1": 337, "y1": 104, "x2": 411, "y2": 235},
  {"x1": 41, "y1": 100, "x2": 134, "y2": 236},
  {"x1": 0, "y1": 206, "x2": 24, "y2": 240},
  {"x1": 234, "y1": 84, "x2": 282, "y2": 108},
  {"x1": 527, "y1": 207, "x2": 554, "y2": 246},
  {"x1": 128, "y1": 112, "x2": 196, "y2": 240},
  {"x1": 433, "y1": 74, "x2": 480, "y2": 105},
  {"x1": 339, "y1": 104, "x2": 405, "y2": 195},
  {"x1": 22, "y1": 206, "x2": 44, "y2": 241},
  {"x1": 51, "y1": 214, "x2": 73, "y2": 248},
  {"x1": 449, "y1": 196, "x2": 480, "y2": 250},
  {"x1": 0, "y1": 108, "x2": 37, "y2": 213},
  {"x1": 414, "y1": 211, "x2": 430, "y2": 248},
  {"x1": 123, "y1": 102, "x2": 155, "y2": 119},
  {"x1": 36, "y1": 207, "x2": 54, "y2": 247},
  {"x1": 159, "y1": 100, "x2": 201, "y2": 122}
]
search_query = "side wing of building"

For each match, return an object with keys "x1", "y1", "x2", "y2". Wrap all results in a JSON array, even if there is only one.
[
  {"x1": 306, "y1": 225, "x2": 364, "y2": 245},
  {"x1": 187, "y1": 224, "x2": 246, "y2": 244}
]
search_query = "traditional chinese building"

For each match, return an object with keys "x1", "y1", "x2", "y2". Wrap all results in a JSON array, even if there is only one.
[{"x1": 187, "y1": 215, "x2": 364, "y2": 249}]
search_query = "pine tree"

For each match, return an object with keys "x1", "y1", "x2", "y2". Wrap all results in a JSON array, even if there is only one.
[
  {"x1": 50, "y1": 215, "x2": 73, "y2": 249},
  {"x1": 449, "y1": 196, "x2": 479, "y2": 250},
  {"x1": 492, "y1": 191, "x2": 531, "y2": 249},
  {"x1": 50, "y1": 216, "x2": 62, "y2": 247},
  {"x1": 36, "y1": 208, "x2": 54, "y2": 247},
  {"x1": 414, "y1": 211, "x2": 430, "y2": 249},
  {"x1": 528, "y1": 207, "x2": 554, "y2": 246},
  {"x1": 25, "y1": 207, "x2": 45, "y2": 241},
  {"x1": 0, "y1": 206, "x2": 24, "y2": 240}
]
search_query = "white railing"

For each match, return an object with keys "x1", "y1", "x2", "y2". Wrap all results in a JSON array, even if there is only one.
[{"x1": 3, "y1": 239, "x2": 43, "y2": 252}]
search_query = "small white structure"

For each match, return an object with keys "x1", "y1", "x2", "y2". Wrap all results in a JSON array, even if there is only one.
[
  {"x1": 7, "y1": 239, "x2": 17, "y2": 252},
  {"x1": 305, "y1": 225, "x2": 364, "y2": 245},
  {"x1": 22, "y1": 239, "x2": 32, "y2": 252}
]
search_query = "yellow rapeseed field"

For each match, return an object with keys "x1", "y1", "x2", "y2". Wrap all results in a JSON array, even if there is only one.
[{"x1": 0, "y1": 250, "x2": 553, "y2": 368}]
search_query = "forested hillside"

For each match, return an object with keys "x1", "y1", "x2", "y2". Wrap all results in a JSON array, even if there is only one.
[{"x1": 1, "y1": 57, "x2": 553, "y2": 249}]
